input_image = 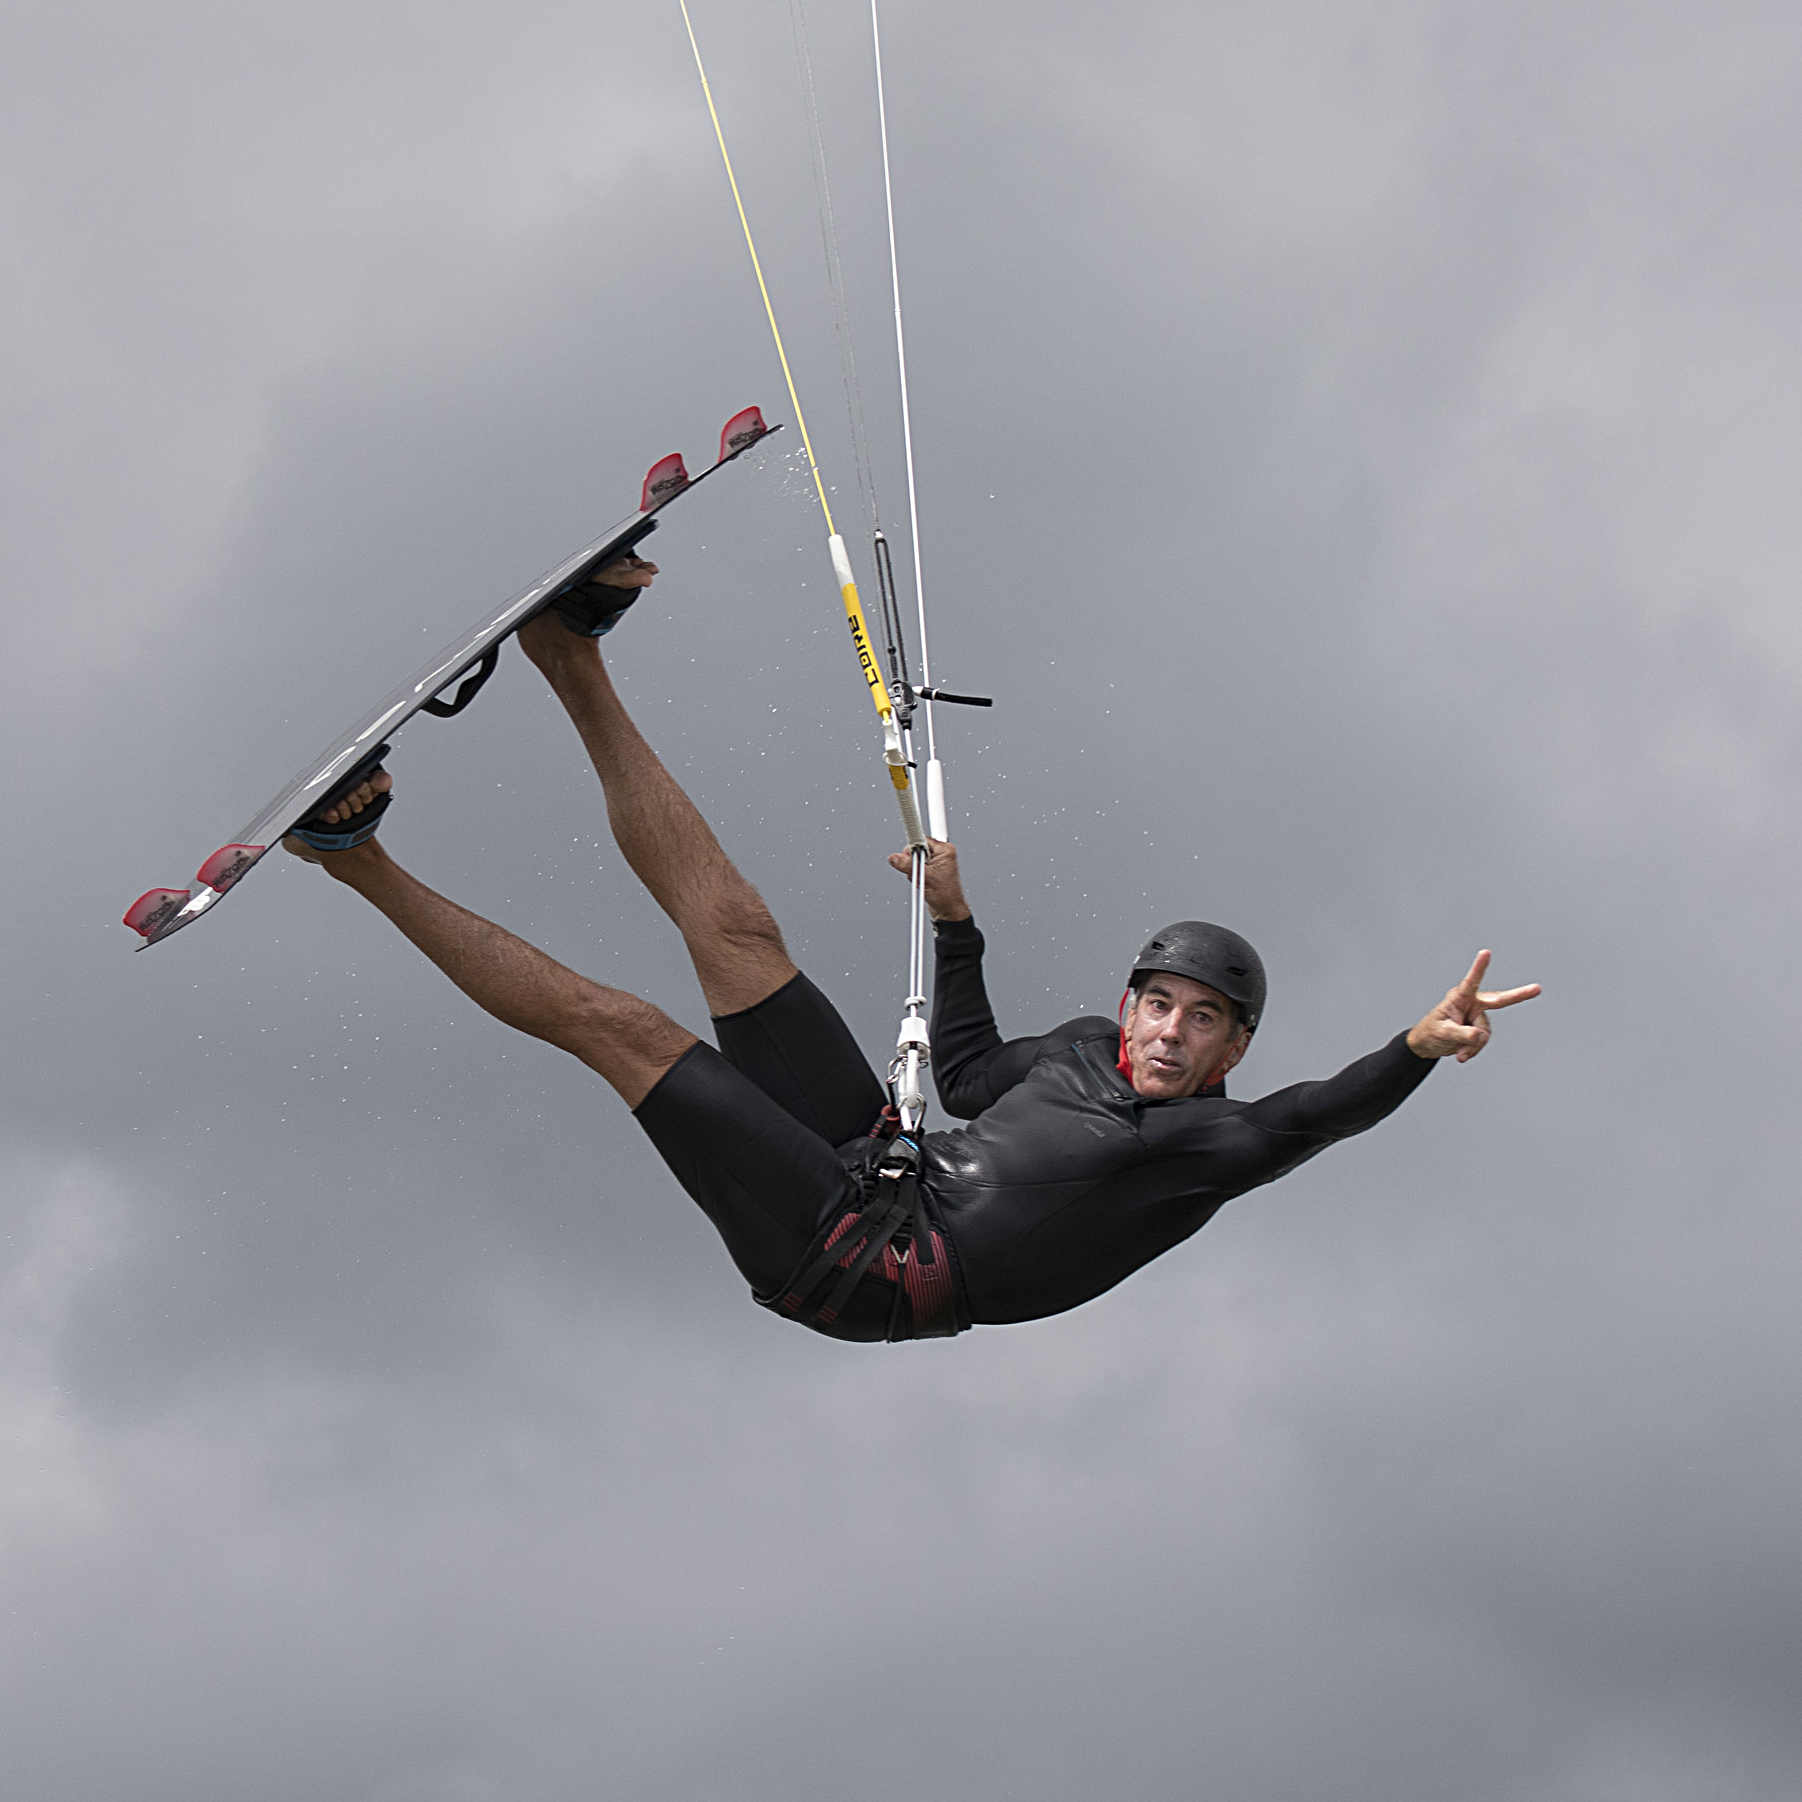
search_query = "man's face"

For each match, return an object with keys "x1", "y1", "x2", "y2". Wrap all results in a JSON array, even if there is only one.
[{"x1": 1124, "y1": 972, "x2": 1252, "y2": 1100}]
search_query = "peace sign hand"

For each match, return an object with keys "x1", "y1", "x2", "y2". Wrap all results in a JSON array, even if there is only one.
[{"x1": 1406, "y1": 950, "x2": 1541, "y2": 1062}]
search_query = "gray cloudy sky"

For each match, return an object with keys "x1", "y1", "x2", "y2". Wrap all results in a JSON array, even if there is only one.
[{"x1": 5, "y1": 1, "x2": 1801, "y2": 1796}]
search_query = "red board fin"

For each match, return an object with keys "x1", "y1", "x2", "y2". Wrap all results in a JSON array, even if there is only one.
[
  {"x1": 124, "y1": 888, "x2": 192, "y2": 938},
  {"x1": 196, "y1": 844, "x2": 265, "y2": 893},
  {"x1": 641, "y1": 453, "x2": 691, "y2": 511},
  {"x1": 719, "y1": 406, "x2": 769, "y2": 461}
]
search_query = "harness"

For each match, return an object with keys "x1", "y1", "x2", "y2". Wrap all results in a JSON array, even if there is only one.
[{"x1": 759, "y1": 1124, "x2": 969, "y2": 1343}]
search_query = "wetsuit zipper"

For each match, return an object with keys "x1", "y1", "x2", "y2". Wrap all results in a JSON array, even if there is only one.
[{"x1": 1072, "y1": 1038, "x2": 1138, "y2": 1111}]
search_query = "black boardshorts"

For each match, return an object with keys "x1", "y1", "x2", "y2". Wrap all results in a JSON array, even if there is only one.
[{"x1": 632, "y1": 971, "x2": 965, "y2": 1342}]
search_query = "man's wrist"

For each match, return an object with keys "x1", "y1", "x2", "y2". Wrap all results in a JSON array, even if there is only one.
[{"x1": 320, "y1": 839, "x2": 389, "y2": 888}]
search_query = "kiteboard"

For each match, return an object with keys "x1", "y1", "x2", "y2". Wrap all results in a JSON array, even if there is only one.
[{"x1": 125, "y1": 406, "x2": 777, "y2": 947}]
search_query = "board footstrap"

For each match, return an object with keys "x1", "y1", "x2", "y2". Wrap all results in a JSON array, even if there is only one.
[
  {"x1": 287, "y1": 746, "x2": 393, "y2": 851},
  {"x1": 550, "y1": 577, "x2": 643, "y2": 639}
]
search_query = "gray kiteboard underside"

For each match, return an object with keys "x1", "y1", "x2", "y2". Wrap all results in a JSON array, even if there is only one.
[{"x1": 126, "y1": 408, "x2": 777, "y2": 947}]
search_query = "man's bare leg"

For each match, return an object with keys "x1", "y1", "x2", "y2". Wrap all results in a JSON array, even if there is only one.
[
  {"x1": 515, "y1": 584, "x2": 797, "y2": 1019},
  {"x1": 289, "y1": 778, "x2": 694, "y2": 1108}
]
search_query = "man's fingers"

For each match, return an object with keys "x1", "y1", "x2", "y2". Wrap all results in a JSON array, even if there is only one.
[
  {"x1": 893, "y1": 842, "x2": 955, "y2": 869},
  {"x1": 1455, "y1": 949, "x2": 1491, "y2": 998},
  {"x1": 594, "y1": 556, "x2": 657, "y2": 589},
  {"x1": 1477, "y1": 983, "x2": 1541, "y2": 1010}
]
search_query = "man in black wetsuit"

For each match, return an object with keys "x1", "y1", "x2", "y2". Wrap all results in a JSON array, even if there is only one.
[{"x1": 289, "y1": 558, "x2": 1539, "y2": 1343}]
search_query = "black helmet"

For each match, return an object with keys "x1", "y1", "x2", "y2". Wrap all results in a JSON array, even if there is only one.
[{"x1": 1129, "y1": 921, "x2": 1266, "y2": 1033}]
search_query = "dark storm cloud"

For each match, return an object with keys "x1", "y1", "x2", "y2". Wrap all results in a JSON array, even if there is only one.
[{"x1": 5, "y1": 0, "x2": 1802, "y2": 1796}]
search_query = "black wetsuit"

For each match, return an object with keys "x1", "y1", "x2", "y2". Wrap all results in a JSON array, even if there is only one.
[{"x1": 634, "y1": 916, "x2": 1433, "y2": 1341}]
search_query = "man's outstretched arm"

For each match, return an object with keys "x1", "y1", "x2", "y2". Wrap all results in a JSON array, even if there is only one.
[
  {"x1": 1239, "y1": 949, "x2": 1541, "y2": 1155},
  {"x1": 888, "y1": 839, "x2": 1046, "y2": 1119}
]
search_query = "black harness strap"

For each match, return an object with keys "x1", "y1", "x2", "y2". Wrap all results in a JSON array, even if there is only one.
[
  {"x1": 881, "y1": 1160, "x2": 939, "y2": 1341},
  {"x1": 814, "y1": 1188, "x2": 911, "y2": 1326},
  {"x1": 778, "y1": 1145, "x2": 917, "y2": 1327}
]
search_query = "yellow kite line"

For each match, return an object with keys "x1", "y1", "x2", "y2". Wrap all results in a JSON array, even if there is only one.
[{"x1": 677, "y1": 0, "x2": 921, "y2": 832}]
